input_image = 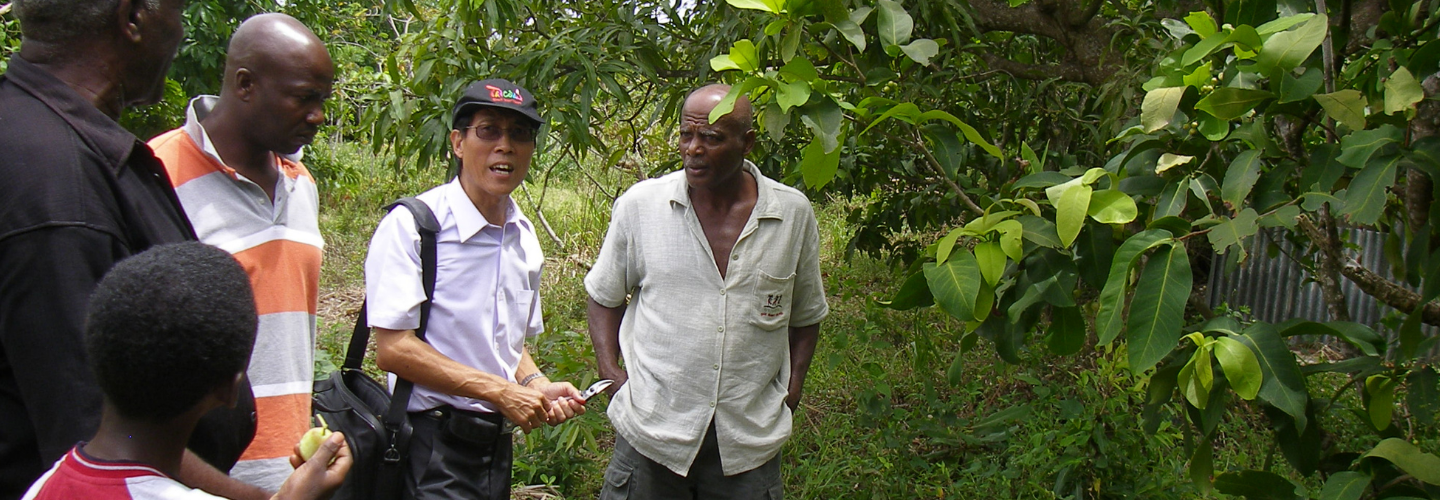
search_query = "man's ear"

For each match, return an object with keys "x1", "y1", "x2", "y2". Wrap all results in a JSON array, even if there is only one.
[
  {"x1": 450, "y1": 129, "x2": 465, "y2": 159},
  {"x1": 742, "y1": 128, "x2": 757, "y2": 155},
  {"x1": 212, "y1": 372, "x2": 246, "y2": 409},
  {"x1": 234, "y1": 68, "x2": 256, "y2": 102},
  {"x1": 116, "y1": 0, "x2": 145, "y2": 44}
]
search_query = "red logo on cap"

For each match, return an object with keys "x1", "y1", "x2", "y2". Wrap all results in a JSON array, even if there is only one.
[{"x1": 486, "y1": 85, "x2": 525, "y2": 105}]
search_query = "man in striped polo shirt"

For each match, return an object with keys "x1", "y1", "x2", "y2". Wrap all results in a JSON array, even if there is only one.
[{"x1": 148, "y1": 14, "x2": 333, "y2": 493}]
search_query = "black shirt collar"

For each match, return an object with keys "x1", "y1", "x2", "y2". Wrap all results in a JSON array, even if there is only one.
[{"x1": 3, "y1": 55, "x2": 140, "y2": 170}]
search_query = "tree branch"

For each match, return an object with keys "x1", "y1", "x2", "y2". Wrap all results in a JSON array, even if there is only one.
[
  {"x1": 1298, "y1": 214, "x2": 1440, "y2": 326},
  {"x1": 1071, "y1": 0, "x2": 1107, "y2": 27}
]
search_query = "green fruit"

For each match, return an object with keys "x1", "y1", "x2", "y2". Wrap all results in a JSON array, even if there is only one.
[{"x1": 298, "y1": 415, "x2": 332, "y2": 461}]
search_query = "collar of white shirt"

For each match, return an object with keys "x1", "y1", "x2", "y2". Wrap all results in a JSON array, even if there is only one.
[
  {"x1": 666, "y1": 159, "x2": 785, "y2": 221},
  {"x1": 441, "y1": 178, "x2": 531, "y2": 242}
]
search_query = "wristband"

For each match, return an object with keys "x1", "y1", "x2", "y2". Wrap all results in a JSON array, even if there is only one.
[{"x1": 519, "y1": 372, "x2": 544, "y2": 387}]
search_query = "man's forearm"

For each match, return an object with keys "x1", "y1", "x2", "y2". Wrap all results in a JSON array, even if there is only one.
[
  {"x1": 373, "y1": 327, "x2": 512, "y2": 402},
  {"x1": 178, "y1": 450, "x2": 272, "y2": 500},
  {"x1": 786, "y1": 323, "x2": 821, "y2": 410},
  {"x1": 586, "y1": 297, "x2": 627, "y2": 388}
]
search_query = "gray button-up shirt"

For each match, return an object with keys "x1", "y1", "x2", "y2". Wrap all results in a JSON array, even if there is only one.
[{"x1": 585, "y1": 161, "x2": 829, "y2": 475}]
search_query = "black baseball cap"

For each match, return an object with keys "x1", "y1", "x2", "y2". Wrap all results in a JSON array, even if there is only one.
[{"x1": 451, "y1": 79, "x2": 543, "y2": 129}]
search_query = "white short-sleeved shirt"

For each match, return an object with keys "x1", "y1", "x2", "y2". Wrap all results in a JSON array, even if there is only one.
[
  {"x1": 584, "y1": 160, "x2": 829, "y2": 476},
  {"x1": 365, "y1": 179, "x2": 544, "y2": 413}
]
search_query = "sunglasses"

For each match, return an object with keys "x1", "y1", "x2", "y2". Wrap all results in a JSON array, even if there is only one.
[{"x1": 463, "y1": 124, "x2": 538, "y2": 144}]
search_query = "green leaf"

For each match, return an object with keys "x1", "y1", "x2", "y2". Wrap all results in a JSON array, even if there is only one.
[
  {"x1": 1214, "y1": 470, "x2": 1301, "y2": 499},
  {"x1": 1278, "y1": 69, "x2": 1325, "y2": 103},
  {"x1": 1155, "y1": 179, "x2": 1190, "y2": 219},
  {"x1": 1015, "y1": 171, "x2": 1071, "y2": 190},
  {"x1": 1142, "y1": 87, "x2": 1188, "y2": 133},
  {"x1": 1197, "y1": 111, "x2": 1231, "y2": 141},
  {"x1": 710, "y1": 54, "x2": 743, "y2": 72},
  {"x1": 1214, "y1": 336, "x2": 1262, "y2": 399},
  {"x1": 781, "y1": 24, "x2": 803, "y2": 62},
  {"x1": 1208, "y1": 208, "x2": 1260, "y2": 257},
  {"x1": 834, "y1": 20, "x2": 866, "y2": 52},
  {"x1": 879, "y1": 270, "x2": 933, "y2": 310},
  {"x1": 1255, "y1": 13, "x2": 1329, "y2": 74},
  {"x1": 1362, "y1": 438, "x2": 1440, "y2": 484},
  {"x1": 861, "y1": 102, "x2": 921, "y2": 134},
  {"x1": 1096, "y1": 230, "x2": 1174, "y2": 344},
  {"x1": 917, "y1": 110, "x2": 1004, "y2": 160},
  {"x1": 1195, "y1": 87, "x2": 1275, "y2": 120},
  {"x1": 801, "y1": 133, "x2": 842, "y2": 190},
  {"x1": 1185, "y1": 11, "x2": 1218, "y2": 37},
  {"x1": 900, "y1": 39, "x2": 939, "y2": 65},
  {"x1": 946, "y1": 350, "x2": 965, "y2": 385},
  {"x1": 875, "y1": 0, "x2": 913, "y2": 48},
  {"x1": 1257, "y1": 13, "x2": 1315, "y2": 35},
  {"x1": 935, "y1": 227, "x2": 963, "y2": 264},
  {"x1": 1385, "y1": 66, "x2": 1425, "y2": 115},
  {"x1": 1088, "y1": 190, "x2": 1138, "y2": 224},
  {"x1": 776, "y1": 80, "x2": 811, "y2": 112},
  {"x1": 1409, "y1": 367, "x2": 1439, "y2": 427},
  {"x1": 1191, "y1": 439, "x2": 1215, "y2": 493},
  {"x1": 1184, "y1": 30, "x2": 1232, "y2": 66},
  {"x1": 1259, "y1": 205, "x2": 1301, "y2": 228},
  {"x1": 1047, "y1": 306, "x2": 1087, "y2": 355},
  {"x1": 726, "y1": 0, "x2": 783, "y2": 13},
  {"x1": 1236, "y1": 324, "x2": 1309, "y2": 431},
  {"x1": 1365, "y1": 374, "x2": 1397, "y2": 431},
  {"x1": 925, "y1": 251, "x2": 984, "y2": 321},
  {"x1": 800, "y1": 97, "x2": 844, "y2": 152},
  {"x1": 728, "y1": 39, "x2": 760, "y2": 72},
  {"x1": 974, "y1": 241, "x2": 1005, "y2": 286},
  {"x1": 1156, "y1": 153, "x2": 1195, "y2": 175},
  {"x1": 1314, "y1": 90, "x2": 1368, "y2": 131},
  {"x1": 1018, "y1": 215, "x2": 1062, "y2": 248},
  {"x1": 1337, "y1": 125, "x2": 1403, "y2": 168},
  {"x1": 1317, "y1": 471, "x2": 1370, "y2": 500},
  {"x1": 1184, "y1": 62, "x2": 1214, "y2": 89},
  {"x1": 1127, "y1": 244, "x2": 1193, "y2": 373},
  {"x1": 779, "y1": 57, "x2": 819, "y2": 82},
  {"x1": 995, "y1": 220, "x2": 1024, "y2": 261},
  {"x1": 1222, "y1": 150, "x2": 1265, "y2": 210},
  {"x1": 1179, "y1": 345, "x2": 1214, "y2": 408},
  {"x1": 1050, "y1": 182, "x2": 1092, "y2": 247},
  {"x1": 710, "y1": 77, "x2": 767, "y2": 124},
  {"x1": 1342, "y1": 153, "x2": 1401, "y2": 226}
]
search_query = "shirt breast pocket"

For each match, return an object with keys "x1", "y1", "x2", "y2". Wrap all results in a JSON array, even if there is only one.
[
  {"x1": 498, "y1": 288, "x2": 538, "y2": 342},
  {"x1": 752, "y1": 271, "x2": 795, "y2": 331}
]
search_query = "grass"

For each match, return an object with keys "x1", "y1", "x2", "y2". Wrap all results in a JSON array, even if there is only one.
[{"x1": 306, "y1": 137, "x2": 1438, "y2": 499}]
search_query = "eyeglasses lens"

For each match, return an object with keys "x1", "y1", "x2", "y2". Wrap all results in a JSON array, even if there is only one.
[{"x1": 471, "y1": 125, "x2": 536, "y2": 143}]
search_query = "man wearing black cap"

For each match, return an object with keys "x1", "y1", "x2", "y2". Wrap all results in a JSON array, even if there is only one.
[{"x1": 364, "y1": 78, "x2": 586, "y2": 500}]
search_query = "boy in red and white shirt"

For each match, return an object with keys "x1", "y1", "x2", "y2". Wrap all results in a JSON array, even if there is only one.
[{"x1": 22, "y1": 243, "x2": 349, "y2": 500}]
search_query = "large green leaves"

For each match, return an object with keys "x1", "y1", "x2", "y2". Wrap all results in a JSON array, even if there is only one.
[
  {"x1": 801, "y1": 133, "x2": 842, "y2": 190},
  {"x1": 925, "y1": 251, "x2": 984, "y2": 321},
  {"x1": 1342, "y1": 153, "x2": 1401, "y2": 226},
  {"x1": 1362, "y1": 438, "x2": 1440, "y2": 485},
  {"x1": 1143, "y1": 87, "x2": 1187, "y2": 132},
  {"x1": 1255, "y1": 13, "x2": 1329, "y2": 75},
  {"x1": 1314, "y1": 90, "x2": 1368, "y2": 131},
  {"x1": 875, "y1": 0, "x2": 912, "y2": 48},
  {"x1": 1096, "y1": 230, "x2": 1174, "y2": 344},
  {"x1": 1195, "y1": 88, "x2": 1275, "y2": 121},
  {"x1": 1237, "y1": 324, "x2": 1309, "y2": 430},
  {"x1": 1214, "y1": 470, "x2": 1302, "y2": 499},
  {"x1": 1384, "y1": 67, "x2": 1424, "y2": 115},
  {"x1": 1128, "y1": 243, "x2": 1193, "y2": 373},
  {"x1": 1221, "y1": 150, "x2": 1264, "y2": 210},
  {"x1": 1317, "y1": 471, "x2": 1369, "y2": 500}
]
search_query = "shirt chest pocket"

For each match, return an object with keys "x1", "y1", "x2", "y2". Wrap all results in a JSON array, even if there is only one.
[
  {"x1": 751, "y1": 271, "x2": 795, "y2": 331},
  {"x1": 495, "y1": 288, "x2": 537, "y2": 348}
]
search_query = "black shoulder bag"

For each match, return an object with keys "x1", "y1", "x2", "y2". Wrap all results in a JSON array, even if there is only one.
[{"x1": 312, "y1": 197, "x2": 438, "y2": 500}]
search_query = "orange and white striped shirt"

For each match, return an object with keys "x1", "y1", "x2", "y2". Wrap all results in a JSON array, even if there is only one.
[{"x1": 149, "y1": 96, "x2": 323, "y2": 491}]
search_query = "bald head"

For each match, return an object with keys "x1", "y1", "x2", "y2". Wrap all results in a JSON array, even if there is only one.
[
  {"x1": 685, "y1": 84, "x2": 754, "y2": 134},
  {"x1": 222, "y1": 13, "x2": 331, "y2": 92},
  {"x1": 208, "y1": 13, "x2": 334, "y2": 157}
]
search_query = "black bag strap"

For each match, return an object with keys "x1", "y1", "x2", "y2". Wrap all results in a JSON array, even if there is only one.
[{"x1": 341, "y1": 197, "x2": 439, "y2": 453}]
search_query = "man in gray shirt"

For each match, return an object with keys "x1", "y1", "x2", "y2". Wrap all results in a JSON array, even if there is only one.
[{"x1": 586, "y1": 84, "x2": 829, "y2": 499}]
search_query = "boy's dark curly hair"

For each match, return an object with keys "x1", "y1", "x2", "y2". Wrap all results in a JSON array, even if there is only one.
[{"x1": 85, "y1": 242, "x2": 257, "y2": 422}]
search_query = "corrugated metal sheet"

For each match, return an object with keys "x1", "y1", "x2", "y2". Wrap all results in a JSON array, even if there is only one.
[{"x1": 1207, "y1": 227, "x2": 1440, "y2": 361}]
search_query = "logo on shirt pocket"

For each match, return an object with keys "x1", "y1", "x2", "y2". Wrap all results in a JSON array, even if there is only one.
[{"x1": 753, "y1": 271, "x2": 795, "y2": 330}]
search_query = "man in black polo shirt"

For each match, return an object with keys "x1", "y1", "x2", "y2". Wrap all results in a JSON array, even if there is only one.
[{"x1": 0, "y1": 1, "x2": 265, "y2": 499}]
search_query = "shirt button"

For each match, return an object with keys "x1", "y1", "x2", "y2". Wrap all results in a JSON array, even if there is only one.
[
  {"x1": 709, "y1": 401, "x2": 716, "y2": 408},
  {"x1": 712, "y1": 364, "x2": 719, "y2": 370},
  {"x1": 717, "y1": 326, "x2": 724, "y2": 333},
  {"x1": 720, "y1": 290, "x2": 726, "y2": 296},
  {"x1": 731, "y1": 254, "x2": 739, "y2": 261}
]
